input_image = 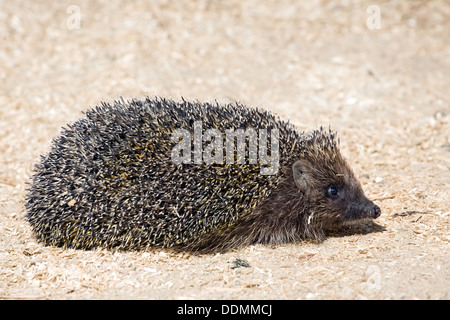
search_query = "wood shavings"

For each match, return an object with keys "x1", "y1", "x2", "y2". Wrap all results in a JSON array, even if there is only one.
[{"x1": 0, "y1": 0, "x2": 449, "y2": 300}]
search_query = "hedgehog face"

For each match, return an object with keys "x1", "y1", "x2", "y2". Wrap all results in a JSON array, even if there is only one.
[
  {"x1": 292, "y1": 156, "x2": 380, "y2": 227},
  {"x1": 322, "y1": 179, "x2": 381, "y2": 222}
]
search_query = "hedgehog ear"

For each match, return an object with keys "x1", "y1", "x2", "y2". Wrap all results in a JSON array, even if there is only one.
[{"x1": 292, "y1": 160, "x2": 308, "y2": 192}]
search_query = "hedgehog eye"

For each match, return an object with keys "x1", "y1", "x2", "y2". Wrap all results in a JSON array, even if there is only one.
[{"x1": 326, "y1": 185, "x2": 339, "y2": 199}]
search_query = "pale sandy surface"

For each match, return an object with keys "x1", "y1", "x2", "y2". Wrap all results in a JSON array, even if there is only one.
[{"x1": 0, "y1": 1, "x2": 449, "y2": 299}]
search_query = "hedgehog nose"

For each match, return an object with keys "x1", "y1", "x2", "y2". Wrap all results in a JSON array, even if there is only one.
[{"x1": 370, "y1": 204, "x2": 381, "y2": 219}]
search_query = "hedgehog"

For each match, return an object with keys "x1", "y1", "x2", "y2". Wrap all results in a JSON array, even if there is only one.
[{"x1": 25, "y1": 97, "x2": 381, "y2": 252}]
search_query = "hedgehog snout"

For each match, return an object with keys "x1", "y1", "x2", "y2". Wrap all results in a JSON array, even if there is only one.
[
  {"x1": 370, "y1": 204, "x2": 381, "y2": 219},
  {"x1": 344, "y1": 196, "x2": 381, "y2": 221},
  {"x1": 359, "y1": 199, "x2": 381, "y2": 220}
]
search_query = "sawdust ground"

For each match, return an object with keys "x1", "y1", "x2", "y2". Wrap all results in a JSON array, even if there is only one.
[{"x1": 0, "y1": 0, "x2": 449, "y2": 299}]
